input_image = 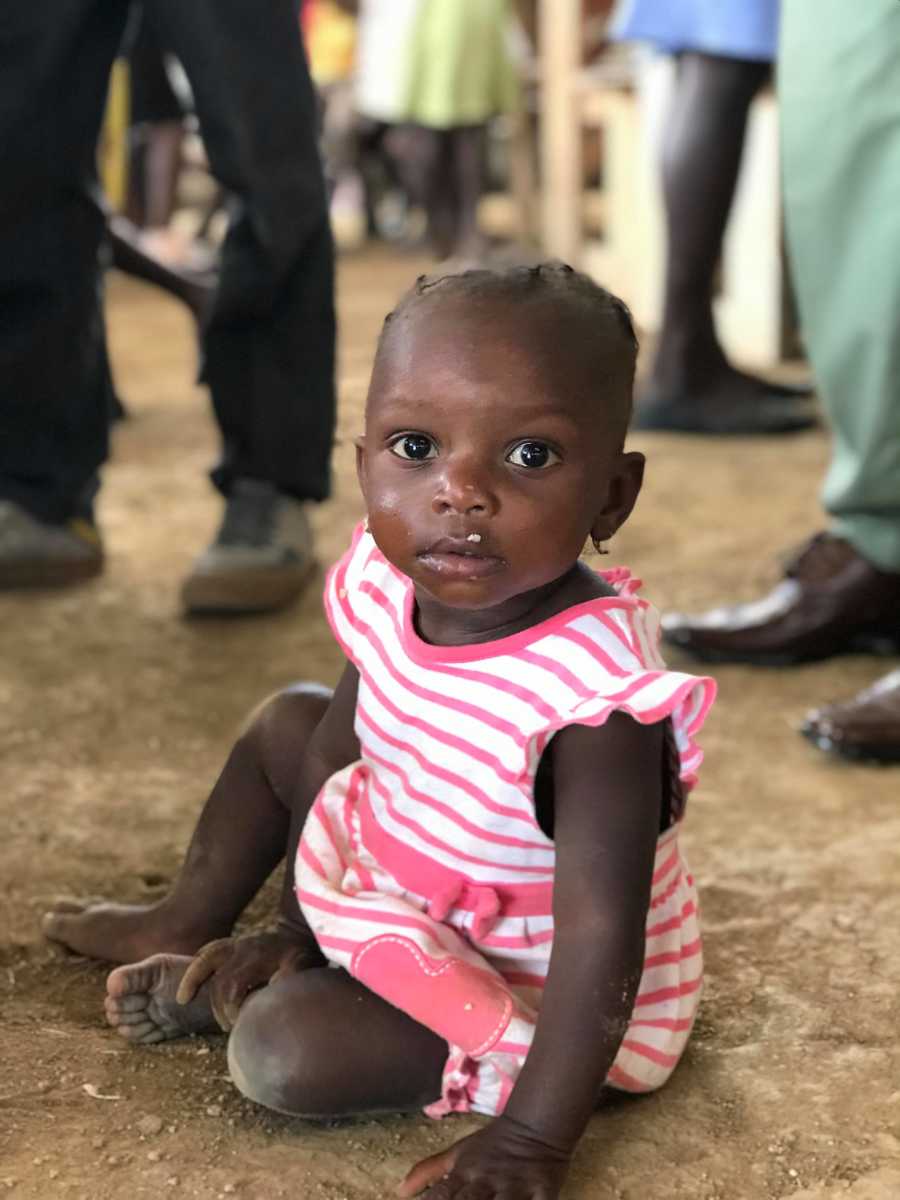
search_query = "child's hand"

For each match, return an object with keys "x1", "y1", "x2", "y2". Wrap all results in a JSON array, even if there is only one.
[
  {"x1": 397, "y1": 1115, "x2": 571, "y2": 1200},
  {"x1": 175, "y1": 930, "x2": 324, "y2": 1031}
]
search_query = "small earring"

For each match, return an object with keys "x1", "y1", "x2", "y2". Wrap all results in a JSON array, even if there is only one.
[
  {"x1": 591, "y1": 535, "x2": 609, "y2": 555},
  {"x1": 363, "y1": 515, "x2": 370, "y2": 532}
]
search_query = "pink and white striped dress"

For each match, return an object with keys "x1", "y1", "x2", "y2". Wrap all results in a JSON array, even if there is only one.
[{"x1": 296, "y1": 525, "x2": 716, "y2": 1117}]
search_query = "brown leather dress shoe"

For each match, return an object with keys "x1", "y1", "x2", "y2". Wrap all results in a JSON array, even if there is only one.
[
  {"x1": 801, "y1": 669, "x2": 900, "y2": 763},
  {"x1": 662, "y1": 533, "x2": 900, "y2": 665}
]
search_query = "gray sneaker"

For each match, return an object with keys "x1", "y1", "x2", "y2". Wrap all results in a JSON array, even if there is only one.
[
  {"x1": 181, "y1": 479, "x2": 316, "y2": 615},
  {"x1": 0, "y1": 500, "x2": 103, "y2": 588}
]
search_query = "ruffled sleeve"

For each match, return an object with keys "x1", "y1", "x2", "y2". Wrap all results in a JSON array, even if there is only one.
[
  {"x1": 545, "y1": 593, "x2": 717, "y2": 791},
  {"x1": 565, "y1": 667, "x2": 716, "y2": 790}
]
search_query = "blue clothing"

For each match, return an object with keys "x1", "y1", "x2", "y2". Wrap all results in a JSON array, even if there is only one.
[{"x1": 611, "y1": 0, "x2": 779, "y2": 63}]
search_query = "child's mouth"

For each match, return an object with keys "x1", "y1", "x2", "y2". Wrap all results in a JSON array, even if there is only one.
[{"x1": 417, "y1": 537, "x2": 505, "y2": 579}]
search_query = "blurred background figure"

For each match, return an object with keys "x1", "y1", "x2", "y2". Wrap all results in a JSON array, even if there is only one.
[
  {"x1": 663, "y1": 0, "x2": 900, "y2": 762},
  {"x1": 103, "y1": 4, "x2": 217, "y2": 331},
  {"x1": 304, "y1": 0, "x2": 370, "y2": 250},
  {"x1": 121, "y1": 4, "x2": 211, "y2": 272},
  {"x1": 612, "y1": 0, "x2": 815, "y2": 434},
  {"x1": 0, "y1": 0, "x2": 335, "y2": 616},
  {"x1": 354, "y1": 0, "x2": 520, "y2": 263}
]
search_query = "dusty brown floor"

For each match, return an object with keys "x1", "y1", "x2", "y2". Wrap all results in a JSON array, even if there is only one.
[{"x1": 1, "y1": 248, "x2": 899, "y2": 1200}]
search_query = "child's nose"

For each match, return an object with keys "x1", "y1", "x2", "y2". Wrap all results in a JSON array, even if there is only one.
[{"x1": 432, "y1": 458, "x2": 497, "y2": 517}]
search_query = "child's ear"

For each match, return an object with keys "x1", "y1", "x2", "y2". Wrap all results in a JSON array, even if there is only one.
[
  {"x1": 355, "y1": 435, "x2": 368, "y2": 503},
  {"x1": 591, "y1": 451, "x2": 645, "y2": 544}
]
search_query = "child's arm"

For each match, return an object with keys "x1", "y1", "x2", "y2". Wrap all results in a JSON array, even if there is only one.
[
  {"x1": 400, "y1": 712, "x2": 664, "y2": 1200},
  {"x1": 176, "y1": 663, "x2": 361, "y2": 1027}
]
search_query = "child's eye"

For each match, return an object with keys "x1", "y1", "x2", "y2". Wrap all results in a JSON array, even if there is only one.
[
  {"x1": 506, "y1": 441, "x2": 560, "y2": 469},
  {"x1": 389, "y1": 434, "x2": 437, "y2": 461}
]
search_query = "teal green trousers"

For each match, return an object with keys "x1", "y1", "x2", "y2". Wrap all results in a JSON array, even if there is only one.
[{"x1": 779, "y1": 0, "x2": 900, "y2": 571}]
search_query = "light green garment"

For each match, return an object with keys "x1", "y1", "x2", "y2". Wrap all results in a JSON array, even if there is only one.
[
  {"x1": 779, "y1": 0, "x2": 900, "y2": 570},
  {"x1": 404, "y1": 0, "x2": 519, "y2": 129}
]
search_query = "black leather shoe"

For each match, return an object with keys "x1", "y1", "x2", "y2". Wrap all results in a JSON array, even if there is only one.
[
  {"x1": 662, "y1": 534, "x2": 900, "y2": 665},
  {"x1": 801, "y1": 669, "x2": 900, "y2": 764}
]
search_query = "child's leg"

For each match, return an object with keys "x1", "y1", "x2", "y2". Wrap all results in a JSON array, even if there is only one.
[
  {"x1": 43, "y1": 683, "x2": 331, "y2": 963},
  {"x1": 229, "y1": 967, "x2": 447, "y2": 1115},
  {"x1": 104, "y1": 956, "x2": 447, "y2": 1113}
]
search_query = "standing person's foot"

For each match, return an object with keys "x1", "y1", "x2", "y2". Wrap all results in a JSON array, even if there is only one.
[
  {"x1": 181, "y1": 479, "x2": 316, "y2": 616},
  {"x1": 0, "y1": 501, "x2": 103, "y2": 588},
  {"x1": 730, "y1": 367, "x2": 813, "y2": 400},
  {"x1": 801, "y1": 669, "x2": 900, "y2": 764},
  {"x1": 633, "y1": 363, "x2": 817, "y2": 435},
  {"x1": 329, "y1": 173, "x2": 367, "y2": 251},
  {"x1": 105, "y1": 954, "x2": 220, "y2": 1043},
  {"x1": 108, "y1": 216, "x2": 215, "y2": 327},
  {"x1": 661, "y1": 533, "x2": 900, "y2": 665},
  {"x1": 136, "y1": 226, "x2": 217, "y2": 275}
]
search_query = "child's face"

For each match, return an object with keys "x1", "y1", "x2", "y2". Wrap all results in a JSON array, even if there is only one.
[{"x1": 357, "y1": 298, "x2": 643, "y2": 615}]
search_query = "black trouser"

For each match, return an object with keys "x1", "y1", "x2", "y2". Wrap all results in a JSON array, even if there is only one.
[
  {"x1": 126, "y1": 6, "x2": 186, "y2": 127},
  {"x1": 0, "y1": 0, "x2": 335, "y2": 524}
]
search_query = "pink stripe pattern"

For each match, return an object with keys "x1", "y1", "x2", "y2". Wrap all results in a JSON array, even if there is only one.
[{"x1": 300, "y1": 526, "x2": 716, "y2": 1118}]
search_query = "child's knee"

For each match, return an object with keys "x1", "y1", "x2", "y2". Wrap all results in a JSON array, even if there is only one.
[
  {"x1": 239, "y1": 683, "x2": 332, "y2": 744},
  {"x1": 236, "y1": 685, "x2": 332, "y2": 796},
  {"x1": 230, "y1": 686, "x2": 333, "y2": 806},
  {"x1": 228, "y1": 986, "x2": 301, "y2": 1113},
  {"x1": 226, "y1": 979, "x2": 335, "y2": 1117}
]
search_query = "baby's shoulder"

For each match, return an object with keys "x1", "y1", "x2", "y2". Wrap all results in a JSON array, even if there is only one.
[{"x1": 545, "y1": 564, "x2": 656, "y2": 666}]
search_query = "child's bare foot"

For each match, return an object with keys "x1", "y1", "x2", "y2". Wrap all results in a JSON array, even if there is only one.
[
  {"x1": 105, "y1": 954, "x2": 220, "y2": 1044},
  {"x1": 42, "y1": 899, "x2": 224, "y2": 964}
]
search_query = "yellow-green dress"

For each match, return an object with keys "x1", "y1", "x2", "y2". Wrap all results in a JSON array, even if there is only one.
[{"x1": 356, "y1": 0, "x2": 518, "y2": 129}]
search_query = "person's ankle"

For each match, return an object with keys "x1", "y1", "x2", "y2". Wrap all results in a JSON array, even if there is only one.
[
  {"x1": 650, "y1": 328, "x2": 727, "y2": 393},
  {"x1": 149, "y1": 898, "x2": 232, "y2": 951}
]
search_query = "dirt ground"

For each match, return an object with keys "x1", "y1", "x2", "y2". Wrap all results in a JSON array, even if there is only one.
[{"x1": 1, "y1": 247, "x2": 899, "y2": 1200}]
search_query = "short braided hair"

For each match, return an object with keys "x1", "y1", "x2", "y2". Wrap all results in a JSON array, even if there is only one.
[{"x1": 376, "y1": 262, "x2": 639, "y2": 438}]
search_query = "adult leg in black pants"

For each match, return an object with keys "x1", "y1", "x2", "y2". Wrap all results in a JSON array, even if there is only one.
[
  {"x1": 633, "y1": 52, "x2": 814, "y2": 435},
  {"x1": 0, "y1": 0, "x2": 335, "y2": 614},
  {"x1": 153, "y1": 0, "x2": 336, "y2": 614},
  {"x1": 0, "y1": 0, "x2": 127, "y2": 583}
]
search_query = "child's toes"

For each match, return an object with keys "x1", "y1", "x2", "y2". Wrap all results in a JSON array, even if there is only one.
[
  {"x1": 105, "y1": 1000, "x2": 148, "y2": 1031},
  {"x1": 104, "y1": 953, "x2": 217, "y2": 1042},
  {"x1": 105, "y1": 990, "x2": 150, "y2": 1014},
  {"x1": 42, "y1": 901, "x2": 85, "y2": 940},
  {"x1": 105, "y1": 1003, "x2": 152, "y2": 1026},
  {"x1": 106, "y1": 960, "x2": 153, "y2": 999},
  {"x1": 114, "y1": 1019, "x2": 159, "y2": 1043}
]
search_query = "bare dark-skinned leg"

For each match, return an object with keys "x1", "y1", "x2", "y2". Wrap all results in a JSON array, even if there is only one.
[
  {"x1": 228, "y1": 968, "x2": 447, "y2": 1116},
  {"x1": 638, "y1": 54, "x2": 813, "y2": 432},
  {"x1": 43, "y1": 683, "x2": 331, "y2": 963},
  {"x1": 421, "y1": 130, "x2": 458, "y2": 260},
  {"x1": 140, "y1": 120, "x2": 184, "y2": 231},
  {"x1": 448, "y1": 125, "x2": 488, "y2": 264},
  {"x1": 654, "y1": 52, "x2": 768, "y2": 389}
]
